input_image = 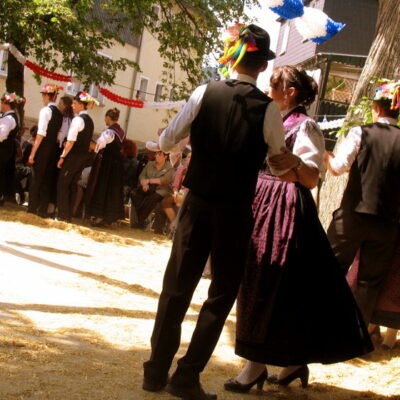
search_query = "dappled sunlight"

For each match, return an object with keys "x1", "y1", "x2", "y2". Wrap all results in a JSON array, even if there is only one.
[{"x1": 0, "y1": 205, "x2": 399, "y2": 399}]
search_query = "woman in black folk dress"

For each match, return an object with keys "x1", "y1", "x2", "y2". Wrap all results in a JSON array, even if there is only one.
[
  {"x1": 224, "y1": 66, "x2": 373, "y2": 393},
  {"x1": 86, "y1": 108, "x2": 126, "y2": 227}
]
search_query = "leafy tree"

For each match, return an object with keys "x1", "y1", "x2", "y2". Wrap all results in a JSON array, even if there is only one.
[
  {"x1": 318, "y1": 0, "x2": 400, "y2": 229},
  {"x1": 0, "y1": 0, "x2": 257, "y2": 99}
]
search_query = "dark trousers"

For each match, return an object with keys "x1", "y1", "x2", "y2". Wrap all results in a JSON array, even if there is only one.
[
  {"x1": 28, "y1": 144, "x2": 58, "y2": 214},
  {"x1": 57, "y1": 153, "x2": 89, "y2": 221},
  {"x1": 144, "y1": 192, "x2": 253, "y2": 384},
  {"x1": 0, "y1": 145, "x2": 15, "y2": 199},
  {"x1": 131, "y1": 186, "x2": 163, "y2": 227},
  {"x1": 327, "y1": 209, "x2": 397, "y2": 324}
]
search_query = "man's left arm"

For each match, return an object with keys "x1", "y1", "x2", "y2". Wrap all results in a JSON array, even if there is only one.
[{"x1": 159, "y1": 84, "x2": 206, "y2": 153}]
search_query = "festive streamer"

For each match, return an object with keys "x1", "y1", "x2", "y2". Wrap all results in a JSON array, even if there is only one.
[
  {"x1": 265, "y1": 0, "x2": 345, "y2": 44},
  {"x1": 1, "y1": 43, "x2": 185, "y2": 110}
]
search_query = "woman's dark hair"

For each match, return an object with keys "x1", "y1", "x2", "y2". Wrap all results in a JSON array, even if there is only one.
[
  {"x1": 270, "y1": 65, "x2": 318, "y2": 108},
  {"x1": 60, "y1": 96, "x2": 74, "y2": 119},
  {"x1": 106, "y1": 107, "x2": 120, "y2": 121},
  {"x1": 121, "y1": 139, "x2": 138, "y2": 158}
]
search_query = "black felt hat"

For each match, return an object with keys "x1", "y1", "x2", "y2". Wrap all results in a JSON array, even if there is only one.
[{"x1": 245, "y1": 24, "x2": 275, "y2": 61}]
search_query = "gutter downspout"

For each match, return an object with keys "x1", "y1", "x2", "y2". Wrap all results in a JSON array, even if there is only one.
[{"x1": 124, "y1": 29, "x2": 144, "y2": 133}]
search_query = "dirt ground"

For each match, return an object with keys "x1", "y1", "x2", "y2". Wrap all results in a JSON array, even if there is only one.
[{"x1": 0, "y1": 204, "x2": 399, "y2": 400}]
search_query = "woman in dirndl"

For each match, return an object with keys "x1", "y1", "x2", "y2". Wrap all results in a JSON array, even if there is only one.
[{"x1": 224, "y1": 66, "x2": 373, "y2": 393}]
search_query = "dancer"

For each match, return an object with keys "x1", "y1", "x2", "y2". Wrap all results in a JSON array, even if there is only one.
[
  {"x1": 225, "y1": 66, "x2": 373, "y2": 393},
  {"x1": 56, "y1": 91, "x2": 97, "y2": 222},
  {"x1": 143, "y1": 24, "x2": 289, "y2": 400},
  {"x1": 28, "y1": 84, "x2": 63, "y2": 217},
  {"x1": 0, "y1": 92, "x2": 25, "y2": 206},
  {"x1": 326, "y1": 80, "x2": 400, "y2": 325},
  {"x1": 85, "y1": 108, "x2": 126, "y2": 227}
]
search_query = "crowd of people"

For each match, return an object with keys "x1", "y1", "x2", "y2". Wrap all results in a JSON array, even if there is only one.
[
  {"x1": 0, "y1": 84, "x2": 189, "y2": 232},
  {"x1": 0, "y1": 22, "x2": 399, "y2": 400}
]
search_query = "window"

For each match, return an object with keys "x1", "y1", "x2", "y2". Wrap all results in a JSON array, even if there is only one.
[
  {"x1": 0, "y1": 50, "x2": 8, "y2": 76},
  {"x1": 279, "y1": 22, "x2": 291, "y2": 56},
  {"x1": 152, "y1": 4, "x2": 161, "y2": 26},
  {"x1": 138, "y1": 77, "x2": 149, "y2": 100},
  {"x1": 154, "y1": 83, "x2": 163, "y2": 102}
]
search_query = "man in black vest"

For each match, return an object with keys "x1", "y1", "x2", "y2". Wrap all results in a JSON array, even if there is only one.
[
  {"x1": 143, "y1": 24, "x2": 291, "y2": 400},
  {"x1": 28, "y1": 84, "x2": 63, "y2": 217},
  {"x1": 326, "y1": 80, "x2": 400, "y2": 325},
  {"x1": 0, "y1": 92, "x2": 24, "y2": 206},
  {"x1": 57, "y1": 91, "x2": 95, "y2": 222}
]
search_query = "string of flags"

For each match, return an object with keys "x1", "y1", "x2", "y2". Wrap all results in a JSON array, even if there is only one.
[
  {"x1": 0, "y1": 43, "x2": 185, "y2": 110},
  {"x1": 265, "y1": 0, "x2": 345, "y2": 44}
]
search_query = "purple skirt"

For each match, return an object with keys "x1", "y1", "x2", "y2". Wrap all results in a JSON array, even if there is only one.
[{"x1": 236, "y1": 172, "x2": 372, "y2": 366}]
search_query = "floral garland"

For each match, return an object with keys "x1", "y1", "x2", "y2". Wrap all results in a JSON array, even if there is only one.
[
  {"x1": 99, "y1": 88, "x2": 144, "y2": 108},
  {"x1": 1, "y1": 92, "x2": 26, "y2": 105}
]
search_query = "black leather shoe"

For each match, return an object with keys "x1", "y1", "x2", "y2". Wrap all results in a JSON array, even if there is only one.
[
  {"x1": 224, "y1": 369, "x2": 267, "y2": 393},
  {"x1": 267, "y1": 365, "x2": 309, "y2": 388},
  {"x1": 165, "y1": 382, "x2": 217, "y2": 400},
  {"x1": 142, "y1": 376, "x2": 168, "y2": 392}
]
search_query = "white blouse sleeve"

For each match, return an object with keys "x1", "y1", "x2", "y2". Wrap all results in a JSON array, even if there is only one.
[
  {"x1": 95, "y1": 129, "x2": 115, "y2": 152},
  {"x1": 292, "y1": 119, "x2": 326, "y2": 172},
  {"x1": 0, "y1": 115, "x2": 16, "y2": 142}
]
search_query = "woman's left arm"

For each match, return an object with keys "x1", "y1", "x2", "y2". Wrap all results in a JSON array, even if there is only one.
[{"x1": 269, "y1": 120, "x2": 324, "y2": 189}]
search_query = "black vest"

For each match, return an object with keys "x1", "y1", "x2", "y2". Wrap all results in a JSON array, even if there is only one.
[
  {"x1": 42, "y1": 105, "x2": 63, "y2": 146},
  {"x1": 69, "y1": 113, "x2": 94, "y2": 156},
  {"x1": 0, "y1": 111, "x2": 19, "y2": 150},
  {"x1": 340, "y1": 122, "x2": 400, "y2": 222},
  {"x1": 183, "y1": 80, "x2": 270, "y2": 204}
]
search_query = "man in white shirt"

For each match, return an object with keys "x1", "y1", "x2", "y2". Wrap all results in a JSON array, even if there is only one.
[
  {"x1": 0, "y1": 92, "x2": 24, "y2": 205},
  {"x1": 28, "y1": 84, "x2": 63, "y2": 217},
  {"x1": 326, "y1": 80, "x2": 400, "y2": 325},
  {"x1": 143, "y1": 24, "x2": 291, "y2": 400}
]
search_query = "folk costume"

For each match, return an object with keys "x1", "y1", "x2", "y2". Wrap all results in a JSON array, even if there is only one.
[
  {"x1": 0, "y1": 92, "x2": 24, "y2": 204},
  {"x1": 28, "y1": 84, "x2": 63, "y2": 216},
  {"x1": 85, "y1": 123, "x2": 126, "y2": 224},
  {"x1": 57, "y1": 92, "x2": 96, "y2": 221},
  {"x1": 143, "y1": 24, "x2": 288, "y2": 397},
  {"x1": 235, "y1": 107, "x2": 373, "y2": 367},
  {"x1": 327, "y1": 80, "x2": 400, "y2": 325}
]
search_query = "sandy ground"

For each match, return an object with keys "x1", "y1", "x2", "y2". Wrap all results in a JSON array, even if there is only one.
[{"x1": 0, "y1": 204, "x2": 399, "y2": 400}]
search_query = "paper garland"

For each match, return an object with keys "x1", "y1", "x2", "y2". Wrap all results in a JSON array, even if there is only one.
[
  {"x1": 1, "y1": 43, "x2": 185, "y2": 110},
  {"x1": 265, "y1": 0, "x2": 345, "y2": 44}
]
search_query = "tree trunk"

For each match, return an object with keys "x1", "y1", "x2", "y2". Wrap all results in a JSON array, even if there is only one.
[
  {"x1": 319, "y1": 0, "x2": 400, "y2": 230},
  {"x1": 5, "y1": 44, "x2": 25, "y2": 135}
]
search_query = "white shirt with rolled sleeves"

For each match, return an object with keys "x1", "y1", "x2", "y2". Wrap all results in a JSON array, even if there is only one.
[
  {"x1": 67, "y1": 110, "x2": 88, "y2": 142},
  {"x1": 159, "y1": 74, "x2": 289, "y2": 176},
  {"x1": 0, "y1": 111, "x2": 17, "y2": 142},
  {"x1": 329, "y1": 117, "x2": 398, "y2": 175},
  {"x1": 37, "y1": 102, "x2": 57, "y2": 137}
]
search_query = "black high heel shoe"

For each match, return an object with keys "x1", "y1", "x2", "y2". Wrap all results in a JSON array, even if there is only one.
[
  {"x1": 224, "y1": 369, "x2": 267, "y2": 393},
  {"x1": 267, "y1": 365, "x2": 309, "y2": 388}
]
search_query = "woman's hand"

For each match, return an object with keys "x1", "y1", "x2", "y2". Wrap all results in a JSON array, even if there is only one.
[{"x1": 269, "y1": 147, "x2": 301, "y2": 170}]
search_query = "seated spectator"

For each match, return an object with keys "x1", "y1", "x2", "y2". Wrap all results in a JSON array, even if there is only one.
[
  {"x1": 131, "y1": 142, "x2": 173, "y2": 230},
  {"x1": 121, "y1": 139, "x2": 138, "y2": 204},
  {"x1": 15, "y1": 125, "x2": 37, "y2": 205}
]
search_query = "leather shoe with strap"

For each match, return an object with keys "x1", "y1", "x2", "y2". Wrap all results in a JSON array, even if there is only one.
[{"x1": 165, "y1": 382, "x2": 217, "y2": 400}]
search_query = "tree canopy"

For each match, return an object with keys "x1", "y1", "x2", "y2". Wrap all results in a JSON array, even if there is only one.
[{"x1": 0, "y1": 0, "x2": 258, "y2": 96}]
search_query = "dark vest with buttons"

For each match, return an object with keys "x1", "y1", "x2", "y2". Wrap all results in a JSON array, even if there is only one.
[
  {"x1": 69, "y1": 113, "x2": 94, "y2": 156},
  {"x1": 340, "y1": 122, "x2": 400, "y2": 222},
  {"x1": 0, "y1": 111, "x2": 19, "y2": 151},
  {"x1": 42, "y1": 105, "x2": 63, "y2": 146},
  {"x1": 183, "y1": 79, "x2": 270, "y2": 204}
]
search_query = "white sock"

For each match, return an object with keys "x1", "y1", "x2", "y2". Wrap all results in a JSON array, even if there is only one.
[
  {"x1": 383, "y1": 328, "x2": 398, "y2": 348},
  {"x1": 236, "y1": 361, "x2": 265, "y2": 384}
]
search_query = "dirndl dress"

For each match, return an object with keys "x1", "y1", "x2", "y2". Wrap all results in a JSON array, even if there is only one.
[{"x1": 235, "y1": 108, "x2": 373, "y2": 366}]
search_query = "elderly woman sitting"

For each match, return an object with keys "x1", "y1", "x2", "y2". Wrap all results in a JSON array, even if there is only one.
[{"x1": 131, "y1": 142, "x2": 173, "y2": 229}]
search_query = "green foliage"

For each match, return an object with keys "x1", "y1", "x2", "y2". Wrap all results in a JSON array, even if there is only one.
[{"x1": 0, "y1": 0, "x2": 258, "y2": 97}]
